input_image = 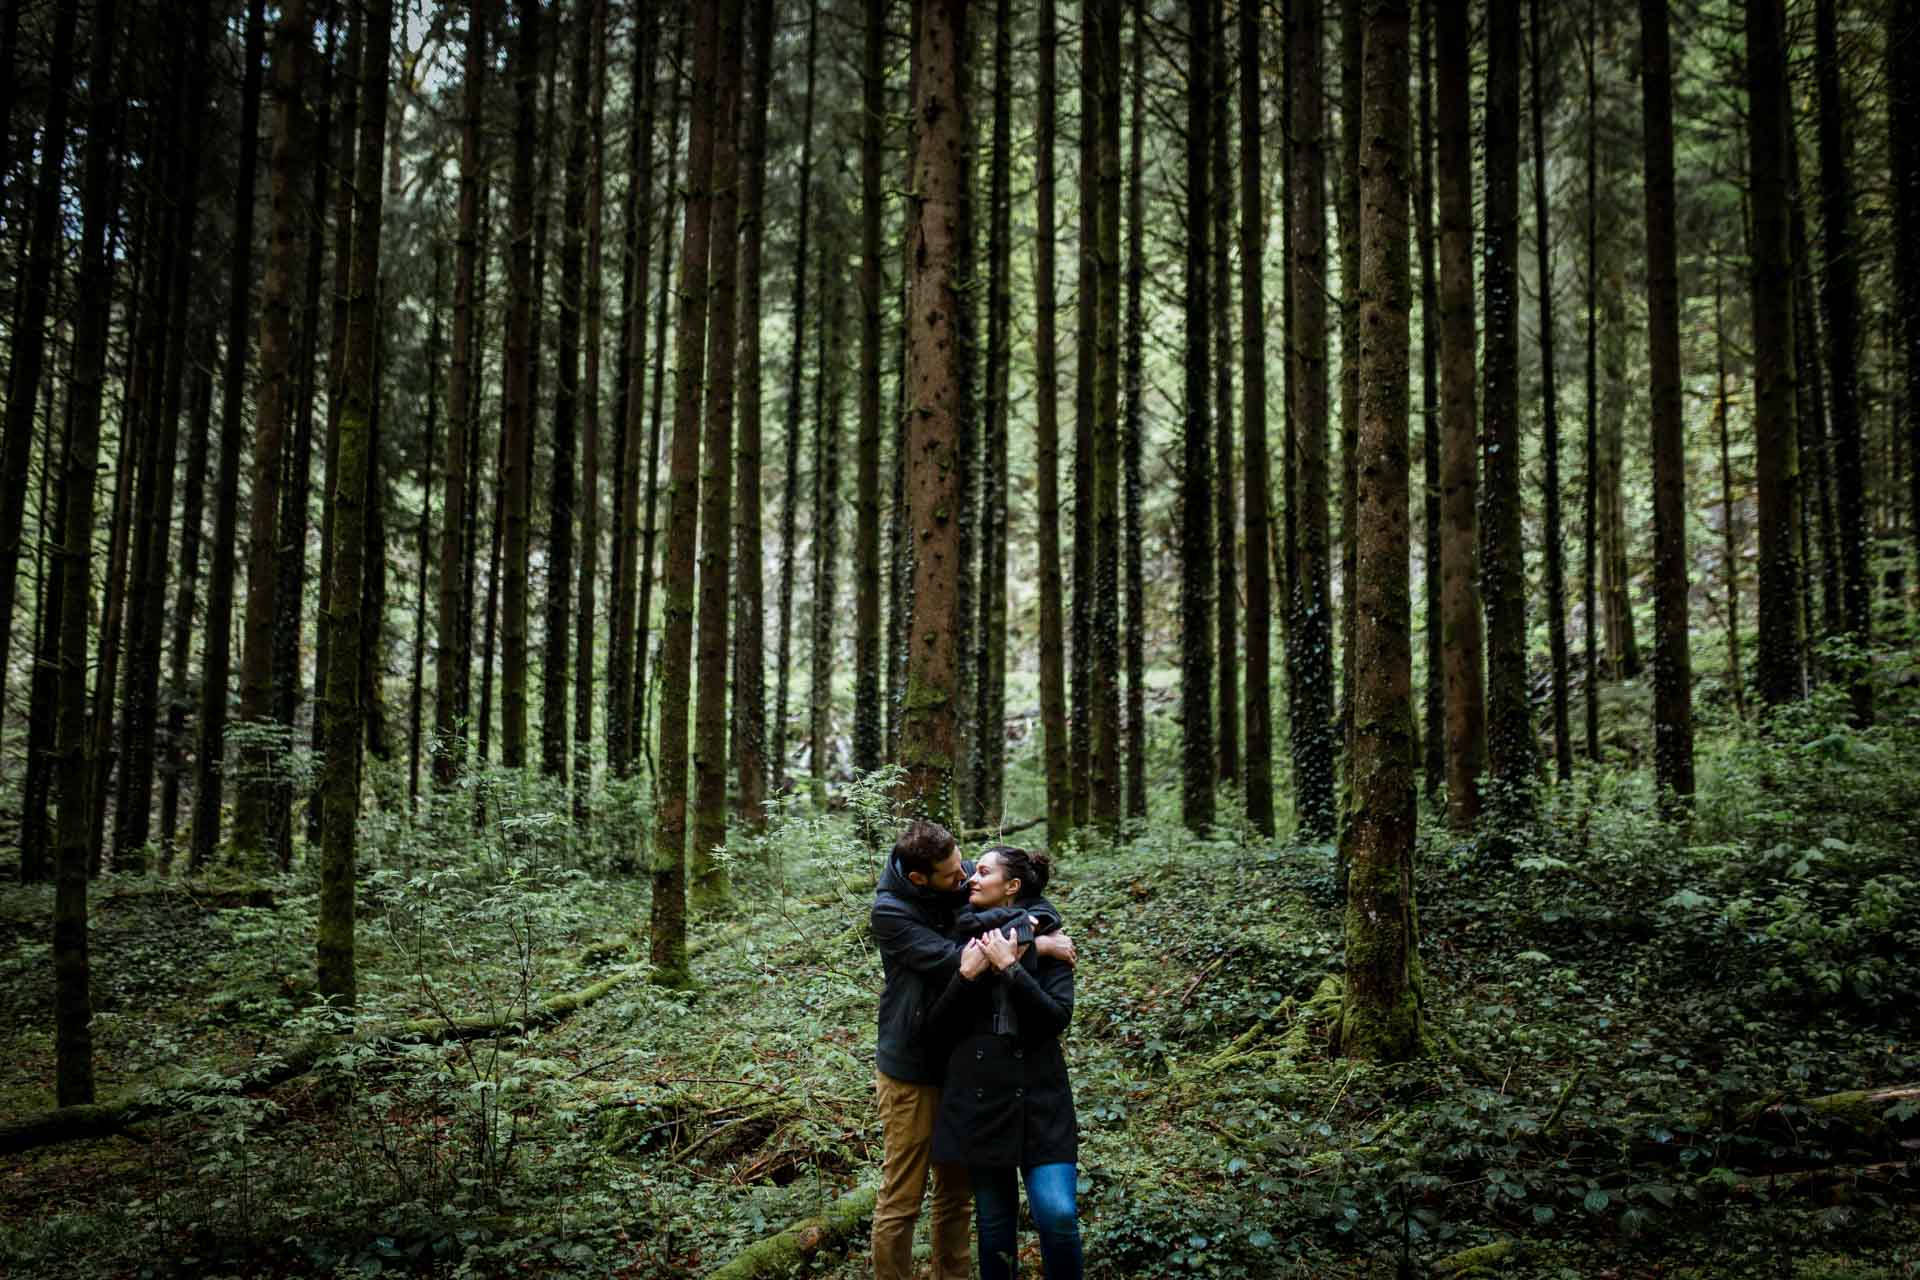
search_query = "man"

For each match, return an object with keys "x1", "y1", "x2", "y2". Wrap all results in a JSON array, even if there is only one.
[{"x1": 870, "y1": 820, "x2": 1076, "y2": 1280}]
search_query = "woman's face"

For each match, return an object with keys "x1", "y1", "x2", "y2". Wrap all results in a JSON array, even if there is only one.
[{"x1": 967, "y1": 852, "x2": 1021, "y2": 909}]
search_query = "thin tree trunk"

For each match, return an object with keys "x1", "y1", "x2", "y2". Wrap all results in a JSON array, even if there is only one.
[
  {"x1": 1897, "y1": 0, "x2": 1920, "y2": 608},
  {"x1": 1716, "y1": 277, "x2": 1747, "y2": 719},
  {"x1": 410, "y1": 250, "x2": 445, "y2": 810},
  {"x1": 691, "y1": 0, "x2": 745, "y2": 907},
  {"x1": 437, "y1": 0, "x2": 489, "y2": 788},
  {"x1": 1436, "y1": 0, "x2": 1485, "y2": 831},
  {"x1": 1070, "y1": 0, "x2": 1096, "y2": 833},
  {"x1": 773, "y1": 0, "x2": 818, "y2": 797},
  {"x1": 1241, "y1": 0, "x2": 1273, "y2": 835},
  {"x1": 810, "y1": 247, "x2": 847, "y2": 810},
  {"x1": 1288, "y1": 0, "x2": 1335, "y2": 841},
  {"x1": 972, "y1": 0, "x2": 1013, "y2": 827},
  {"x1": 319, "y1": 0, "x2": 392, "y2": 1006},
  {"x1": 191, "y1": 0, "x2": 268, "y2": 869},
  {"x1": 853, "y1": 0, "x2": 886, "y2": 781},
  {"x1": 1582, "y1": 0, "x2": 1600, "y2": 761},
  {"x1": 650, "y1": 0, "x2": 724, "y2": 982},
  {"x1": 1417, "y1": 0, "x2": 1442, "y2": 801},
  {"x1": 1530, "y1": 0, "x2": 1570, "y2": 783},
  {"x1": 1122, "y1": 0, "x2": 1147, "y2": 823},
  {"x1": 1337, "y1": 0, "x2": 1360, "y2": 779},
  {"x1": 1814, "y1": 0, "x2": 1872, "y2": 722},
  {"x1": 1181, "y1": 0, "x2": 1215, "y2": 834},
  {"x1": 1210, "y1": 0, "x2": 1237, "y2": 793},
  {"x1": 1090, "y1": 0, "x2": 1122, "y2": 832},
  {"x1": 161, "y1": 338, "x2": 215, "y2": 852},
  {"x1": 1748, "y1": 0, "x2": 1807, "y2": 707},
  {"x1": 731, "y1": 0, "x2": 773, "y2": 821},
  {"x1": 573, "y1": 0, "x2": 609, "y2": 825},
  {"x1": 501, "y1": 0, "x2": 542, "y2": 774},
  {"x1": 1639, "y1": 0, "x2": 1695, "y2": 808},
  {"x1": 1036, "y1": 0, "x2": 1071, "y2": 845}
]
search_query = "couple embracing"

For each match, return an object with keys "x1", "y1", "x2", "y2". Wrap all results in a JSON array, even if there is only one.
[{"x1": 869, "y1": 820, "x2": 1084, "y2": 1280}]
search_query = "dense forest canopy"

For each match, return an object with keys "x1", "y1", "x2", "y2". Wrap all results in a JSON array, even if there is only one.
[{"x1": 1, "y1": 0, "x2": 1918, "y2": 1273}]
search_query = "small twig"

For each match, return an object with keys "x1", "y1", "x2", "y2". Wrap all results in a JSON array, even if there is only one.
[{"x1": 1180, "y1": 949, "x2": 1238, "y2": 1007}]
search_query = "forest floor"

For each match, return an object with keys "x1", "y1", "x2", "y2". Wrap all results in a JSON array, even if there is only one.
[{"x1": 4, "y1": 679, "x2": 1920, "y2": 1278}]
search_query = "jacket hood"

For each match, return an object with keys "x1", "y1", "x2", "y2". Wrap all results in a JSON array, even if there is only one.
[{"x1": 877, "y1": 850, "x2": 974, "y2": 907}]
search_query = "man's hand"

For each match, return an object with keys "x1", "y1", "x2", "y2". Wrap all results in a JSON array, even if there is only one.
[
  {"x1": 958, "y1": 937, "x2": 991, "y2": 980},
  {"x1": 980, "y1": 926, "x2": 1023, "y2": 972},
  {"x1": 1033, "y1": 930, "x2": 1077, "y2": 968}
]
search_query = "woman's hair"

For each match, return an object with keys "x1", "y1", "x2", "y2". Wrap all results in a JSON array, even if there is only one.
[{"x1": 981, "y1": 845, "x2": 1051, "y2": 901}]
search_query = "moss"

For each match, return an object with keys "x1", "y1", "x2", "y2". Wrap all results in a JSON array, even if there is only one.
[
  {"x1": 703, "y1": 1185, "x2": 879, "y2": 1280},
  {"x1": 1430, "y1": 1238, "x2": 1520, "y2": 1276}
]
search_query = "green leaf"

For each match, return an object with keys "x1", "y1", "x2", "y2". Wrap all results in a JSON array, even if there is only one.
[{"x1": 1583, "y1": 1189, "x2": 1610, "y2": 1213}]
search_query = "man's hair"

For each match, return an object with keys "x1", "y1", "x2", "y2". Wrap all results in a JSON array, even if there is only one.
[{"x1": 893, "y1": 820, "x2": 958, "y2": 877}]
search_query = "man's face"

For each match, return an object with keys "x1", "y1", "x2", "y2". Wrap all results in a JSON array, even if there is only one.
[{"x1": 911, "y1": 844, "x2": 966, "y2": 894}]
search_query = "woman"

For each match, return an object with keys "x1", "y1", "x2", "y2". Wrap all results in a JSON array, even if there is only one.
[{"x1": 925, "y1": 845, "x2": 1082, "y2": 1280}]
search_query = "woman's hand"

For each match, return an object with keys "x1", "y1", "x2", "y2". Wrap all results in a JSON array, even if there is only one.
[
  {"x1": 958, "y1": 937, "x2": 991, "y2": 981},
  {"x1": 980, "y1": 926, "x2": 1021, "y2": 973}
]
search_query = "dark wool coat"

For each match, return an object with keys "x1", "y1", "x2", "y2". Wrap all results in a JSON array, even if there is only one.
[
  {"x1": 925, "y1": 908, "x2": 1078, "y2": 1168},
  {"x1": 870, "y1": 852, "x2": 973, "y2": 1085}
]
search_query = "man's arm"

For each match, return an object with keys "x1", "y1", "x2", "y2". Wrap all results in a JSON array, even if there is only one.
[
  {"x1": 870, "y1": 901, "x2": 965, "y2": 983},
  {"x1": 1033, "y1": 931, "x2": 1076, "y2": 967}
]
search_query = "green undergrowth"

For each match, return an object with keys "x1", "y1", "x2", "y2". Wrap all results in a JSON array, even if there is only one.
[{"x1": 4, "y1": 687, "x2": 1920, "y2": 1277}]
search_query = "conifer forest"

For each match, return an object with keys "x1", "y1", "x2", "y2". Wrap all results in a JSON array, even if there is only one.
[{"x1": 3, "y1": 0, "x2": 1920, "y2": 1273}]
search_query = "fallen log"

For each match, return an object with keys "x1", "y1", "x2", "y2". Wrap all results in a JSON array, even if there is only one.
[
  {"x1": 1429, "y1": 1237, "x2": 1520, "y2": 1275},
  {"x1": 0, "y1": 922, "x2": 758, "y2": 1157},
  {"x1": 703, "y1": 1185, "x2": 878, "y2": 1280},
  {"x1": 957, "y1": 815, "x2": 1044, "y2": 842}
]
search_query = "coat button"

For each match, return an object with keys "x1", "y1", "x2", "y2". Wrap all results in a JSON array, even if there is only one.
[
  {"x1": 1016, "y1": 1087, "x2": 1024, "y2": 1097},
  {"x1": 976, "y1": 1048, "x2": 984, "y2": 1059},
  {"x1": 976, "y1": 1088, "x2": 985, "y2": 1099},
  {"x1": 1013, "y1": 1048, "x2": 1023, "y2": 1059}
]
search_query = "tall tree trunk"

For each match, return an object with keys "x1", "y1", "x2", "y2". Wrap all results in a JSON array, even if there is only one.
[
  {"x1": 572, "y1": 0, "x2": 609, "y2": 825},
  {"x1": 1582, "y1": 0, "x2": 1600, "y2": 760},
  {"x1": 1786, "y1": 142, "x2": 1839, "y2": 656},
  {"x1": 1069, "y1": 0, "x2": 1096, "y2": 833},
  {"x1": 1417, "y1": 0, "x2": 1442, "y2": 800},
  {"x1": 161, "y1": 340, "x2": 216, "y2": 850},
  {"x1": 1337, "y1": 0, "x2": 1360, "y2": 779},
  {"x1": 732, "y1": 0, "x2": 773, "y2": 820},
  {"x1": 1241, "y1": 0, "x2": 1273, "y2": 835},
  {"x1": 1748, "y1": 0, "x2": 1807, "y2": 707},
  {"x1": 1123, "y1": 0, "x2": 1147, "y2": 823},
  {"x1": 24, "y1": 315, "x2": 74, "y2": 885},
  {"x1": 691, "y1": 0, "x2": 745, "y2": 907},
  {"x1": 1436, "y1": 0, "x2": 1484, "y2": 831},
  {"x1": 1036, "y1": 0, "x2": 1071, "y2": 845},
  {"x1": 1814, "y1": 0, "x2": 1872, "y2": 722},
  {"x1": 773, "y1": 0, "x2": 818, "y2": 797},
  {"x1": 1481, "y1": 0, "x2": 1535, "y2": 814},
  {"x1": 972, "y1": 0, "x2": 1013, "y2": 826},
  {"x1": 853, "y1": 0, "x2": 886, "y2": 781},
  {"x1": 55, "y1": 0, "x2": 122, "y2": 1107},
  {"x1": 1340, "y1": 0, "x2": 1421, "y2": 1064},
  {"x1": 410, "y1": 251, "x2": 445, "y2": 809},
  {"x1": 319, "y1": 0, "x2": 392, "y2": 1006},
  {"x1": 191, "y1": 0, "x2": 268, "y2": 869},
  {"x1": 1529, "y1": 0, "x2": 1570, "y2": 783},
  {"x1": 650, "y1": 0, "x2": 722, "y2": 982},
  {"x1": 0, "y1": 0, "x2": 79, "y2": 751},
  {"x1": 233, "y1": 0, "x2": 314, "y2": 863},
  {"x1": 1090, "y1": 0, "x2": 1123, "y2": 832},
  {"x1": 543, "y1": 0, "x2": 593, "y2": 783},
  {"x1": 1181, "y1": 0, "x2": 1215, "y2": 835},
  {"x1": 1639, "y1": 0, "x2": 1695, "y2": 807},
  {"x1": 1288, "y1": 0, "x2": 1335, "y2": 841},
  {"x1": 1897, "y1": 0, "x2": 1920, "y2": 607},
  {"x1": 810, "y1": 245, "x2": 847, "y2": 809},
  {"x1": 1210, "y1": 0, "x2": 1237, "y2": 794},
  {"x1": 501, "y1": 0, "x2": 541, "y2": 774},
  {"x1": 899, "y1": 0, "x2": 968, "y2": 826},
  {"x1": 438, "y1": 0, "x2": 490, "y2": 788},
  {"x1": 951, "y1": 14, "x2": 979, "y2": 829}
]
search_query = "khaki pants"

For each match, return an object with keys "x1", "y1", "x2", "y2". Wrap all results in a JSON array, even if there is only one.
[{"x1": 872, "y1": 1069, "x2": 973, "y2": 1280}]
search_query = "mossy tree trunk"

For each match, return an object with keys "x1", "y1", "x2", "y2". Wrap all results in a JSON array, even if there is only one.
[
  {"x1": 318, "y1": 0, "x2": 392, "y2": 1007},
  {"x1": 1339, "y1": 0, "x2": 1421, "y2": 1064},
  {"x1": 1897, "y1": 0, "x2": 1920, "y2": 606},
  {"x1": 691, "y1": 0, "x2": 745, "y2": 909},
  {"x1": 650, "y1": 0, "x2": 722, "y2": 982},
  {"x1": 898, "y1": 0, "x2": 968, "y2": 827}
]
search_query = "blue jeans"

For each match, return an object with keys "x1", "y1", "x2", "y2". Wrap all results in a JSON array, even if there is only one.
[{"x1": 969, "y1": 1162, "x2": 1083, "y2": 1280}]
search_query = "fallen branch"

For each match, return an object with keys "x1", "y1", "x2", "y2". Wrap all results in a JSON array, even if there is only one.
[
  {"x1": 703, "y1": 1185, "x2": 878, "y2": 1280},
  {"x1": 957, "y1": 815, "x2": 1044, "y2": 842},
  {"x1": 1, "y1": 923, "x2": 757, "y2": 1157}
]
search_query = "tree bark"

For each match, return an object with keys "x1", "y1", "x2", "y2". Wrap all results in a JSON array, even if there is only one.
[
  {"x1": 1123, "y1": 0, "x2": 1148, "y2": 823},
  {"x1": 732, "y1": 0, "x2": 773, "y2": 821},
  {"x1": 810, "y1": 245, "x2": 847, "y2": 810},
  {"x1": 1340, "y1": 0, "x2": 1421, "y2": 1063},
  {"x1": 1897, "y1": 0, "x2": 1920, "y2": 609},
  {"x1": 1748, "y1": 0, "x2": 1807, "y2": 707},
  {"x1": 1035, "y1": 0, "x2": 1071, "y2": 846},
  {"x1": 972, "y1": 0, "x2": 1013, "y2": 827},
  {"x1": 1530, "y1": 0, "x2": 1570, "y2": 783},
  {"x1": 1582, "y1": 0, "x2": 1600, "y2": 760},
  {"x1": 1090, "y1": 0, "x2": 1123, "y2": 832},
  {"x1": 190, "y1": 0, "x2": 268, "y2": 870},
  {"x1": 1417, "y1": 0, "x2": 1442, "y2": 801},
  {"x1": 650, "y1": 0, "x2": 723, "y2": 981},
  {"x1": 318, "y1": 0, "x2": 393, "y2": 1007},
  {"x1": 501, "y1": 0, "x2": 541, "y2": 773},
  {"x1": 410, "y1": 251, "x2": 445, "y2": 810},
  {"x1": 1288, "y1": 0, "x2": 1335, "y2": 842},
  {"x1": 1241, "y1": 0, "x2": 1273, "y2": 836},
  {"x1": 853, "y1": 0, "x2": 886, "y2": 781},
  {"x1": 1210, "y1": 0, "x2": 1237, "y2": 794},
  {"x1": 1639, "y1": 0, "x2": 1695, "y2": 807},
  {"x1": 898, "y1": 0, "x2": 969, "y2": 826},
  {"x1": 1181, "y1": 0, "x2": 1215, "y2": 835}
]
